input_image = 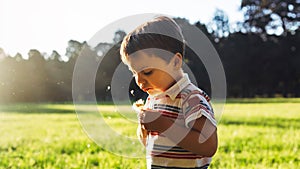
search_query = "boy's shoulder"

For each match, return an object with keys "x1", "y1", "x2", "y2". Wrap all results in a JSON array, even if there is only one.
[{"x1": 180, "y1": 83, "x2": 210, "y2": 103}]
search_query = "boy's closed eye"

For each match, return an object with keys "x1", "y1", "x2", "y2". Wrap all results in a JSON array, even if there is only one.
[
  {"x1": 131, "y1": 69, "x2": 153, "y2": 77},
  {"x1": 142, "y1": 69, "x2": 153, "y2": 76}
]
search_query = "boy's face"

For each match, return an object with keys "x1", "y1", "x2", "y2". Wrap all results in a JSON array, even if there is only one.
[{"x1": 126, "y1": 51, "x2": 180, "y2": 95}]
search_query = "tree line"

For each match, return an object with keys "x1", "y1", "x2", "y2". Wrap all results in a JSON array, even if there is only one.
[{"x1": 0, "y1": 0, "x2": 299, "y2": 103}]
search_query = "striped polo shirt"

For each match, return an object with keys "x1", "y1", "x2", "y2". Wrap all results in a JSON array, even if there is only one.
[{"x1": 143, "y1": 74, "x2": 217, "y2": 169}]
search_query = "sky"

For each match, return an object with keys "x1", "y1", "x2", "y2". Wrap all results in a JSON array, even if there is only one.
[{"x1": 0, "y1": 0, "x2": 243, "y2": 58}]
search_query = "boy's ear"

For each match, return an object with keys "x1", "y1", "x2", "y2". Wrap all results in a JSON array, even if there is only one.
[{"x1": 173, "y1": 53, "x2": 183, "y2": 69}]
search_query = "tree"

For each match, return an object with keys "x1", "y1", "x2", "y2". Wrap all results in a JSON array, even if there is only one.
[
  {"x1": 113, "y1": 30, "x2": 126, "y2": 44},
  {"x1": 65, "y1": 40, "x2": 85, "y2": 61},
  {"x1": 241, "y1": 0, "x2": 300, "y2": 35},
  {"x1": 207, "y1": 9, "x2": 230, "y2": 39}
]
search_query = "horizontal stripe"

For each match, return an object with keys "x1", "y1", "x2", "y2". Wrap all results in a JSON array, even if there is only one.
[
  {"x1": 160, "y1": 110, "x2": 184, "y2": 119},
  {"x1": 151, "y1": 164, "x2": 209, "y2": 169},
  {"x1": 156, "y1": 108, "x2": 181, "y2": 114},
  {"x1": 152, "y1": 155, "x2": 203, "y2": 160},
  {"x1": 161, "y1": 113, "x2": 179, "y2": 119},
  {"x1": 154, "y1": 104, "x2": 181, "y2": 113},
  {"x1": 155, "y1": 104, "x2": 181, "y2": 110},
  {"x1": 153, "y1": 144, "x2": 190, "y2": 153},
  {"x1": 152, "y1": 152, "x2": 203, "y2": 159},
  {"x1": 158, "y1": 110, "x2": 181, "y2": 116}
]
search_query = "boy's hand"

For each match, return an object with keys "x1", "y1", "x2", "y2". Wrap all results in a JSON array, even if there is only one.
[
  {"x1": 138, "y1": 110, "x2": 173, "y2": 132},
  {"x1": 137, "y1": 123, "x2": 148, "y2": 146}
]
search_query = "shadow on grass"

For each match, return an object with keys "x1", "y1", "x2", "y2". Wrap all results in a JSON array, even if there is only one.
[{"x1": 0, "y1": 105, "x2": 75, "y2": 114}]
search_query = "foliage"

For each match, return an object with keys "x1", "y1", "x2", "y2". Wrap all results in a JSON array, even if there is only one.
[
  {"x1": 241, "y1": 0, "x2": 300, "y2": 35},
  {"x1": 207, "y1": 9, "x2": 230, "y2": 39},
  {"x1": 215, "y1": 29, "x2": 300, "y2": 97},
  {"x1": 0, "y1": 12, "x2": 300, "y2": 102}
]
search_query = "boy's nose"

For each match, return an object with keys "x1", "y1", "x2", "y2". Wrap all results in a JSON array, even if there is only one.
[{"x1": 136, "y1": 74, "x2": 146, "y2": 86}]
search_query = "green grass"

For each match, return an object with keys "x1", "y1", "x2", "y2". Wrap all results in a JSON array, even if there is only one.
[
  {"x1": 212, "y1": 102, "x2": 300, "y2": 169},
  {"x1": 0, "y1": 99, "x2": 299, "y2": 168}
]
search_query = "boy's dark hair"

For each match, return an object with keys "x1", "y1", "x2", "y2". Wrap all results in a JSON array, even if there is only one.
[{"x1": 120, "y1": 16, "x2": 185, "y2": 64}]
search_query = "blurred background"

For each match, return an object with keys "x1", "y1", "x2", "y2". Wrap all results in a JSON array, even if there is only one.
[
  {"x1": 1, "y1": 1, "x2": 300, "y2": 168},
  {"x1": 0, "y1": 0, "x2": 299, "y2": 103}
]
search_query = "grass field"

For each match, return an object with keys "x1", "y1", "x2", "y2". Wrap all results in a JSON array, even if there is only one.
[{"x1": 0, "y1": 99, "x2": 299, "y2": 169}]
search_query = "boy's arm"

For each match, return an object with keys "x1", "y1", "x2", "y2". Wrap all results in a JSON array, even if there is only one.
[{"x1": 141, "y1": 111, "x2": 218, "y2": 157}]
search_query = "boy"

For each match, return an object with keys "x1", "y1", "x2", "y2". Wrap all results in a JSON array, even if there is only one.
[{"x1": 120, "y1": 16, "x2": 218, "y2": 169}]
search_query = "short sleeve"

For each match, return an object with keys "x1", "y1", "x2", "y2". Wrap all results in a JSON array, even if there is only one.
[{"x1": 182, "y1": 93, "x2": 217, "y2": 128}]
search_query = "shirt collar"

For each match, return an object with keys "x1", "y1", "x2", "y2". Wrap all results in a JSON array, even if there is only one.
[{"x1": 154, "y1": 73, "x2": 190, "y2": 100}]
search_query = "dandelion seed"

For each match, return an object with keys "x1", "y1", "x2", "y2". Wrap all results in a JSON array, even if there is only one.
[{"x1": 130, "y1": 90, "x2": 134, "y2": 96}]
